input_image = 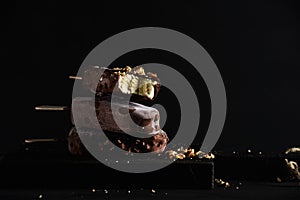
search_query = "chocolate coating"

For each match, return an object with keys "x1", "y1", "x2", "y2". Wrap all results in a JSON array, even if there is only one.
[
  {"x1": 71, "y1": 97, "x2": 161, "y2": 136},
  {"x1": 67, "y1": 127, "x2": 169, "y2": 155}
]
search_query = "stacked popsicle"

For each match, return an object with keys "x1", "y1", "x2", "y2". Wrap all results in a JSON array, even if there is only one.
[{"x1": 68, "y1": 66, "x2": 169, "y2": 155}]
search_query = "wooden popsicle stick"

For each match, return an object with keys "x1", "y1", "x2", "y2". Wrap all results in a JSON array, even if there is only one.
[
  {"x1": 24, "y1": 138, "x2": 58, "y2": 143},
  {"x1": 69, "y1": 75, "x2": 82, "y2": 80},
  {"x1": 35, "y1": 105, "x2": 70, "y2": 111}
]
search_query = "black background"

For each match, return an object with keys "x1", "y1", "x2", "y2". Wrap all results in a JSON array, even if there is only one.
[{"x1": 1, "y1": 0, "x2": 300, "y2": 154}]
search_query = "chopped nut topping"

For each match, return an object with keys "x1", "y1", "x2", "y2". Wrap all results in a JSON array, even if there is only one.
[
  {"x1": 125, "y1": 66, "x2": 131, "y2": 72},
  {"x1": 133, "y1": 66, "x2": 146, "y2": 76},
  {"x1": 147, "y1": 72, "x2": 158, "y2": 78}
]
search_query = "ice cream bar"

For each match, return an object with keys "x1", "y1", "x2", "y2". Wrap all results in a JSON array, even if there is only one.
[
  {"x1": 68, "y1": 127, "x2": 168, "y2": 154},
  {"x1": 82, "y1": 66, "x2": 160, "y2": 100},
  {"x1": 71, "y1": 97, "x2": 161, "y2": 136}
]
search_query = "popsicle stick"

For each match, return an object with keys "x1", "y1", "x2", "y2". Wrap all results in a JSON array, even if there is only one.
[
  {"x1": 35, "y1": 105, "x2": 69, "y2": 111},
  {"x1": 24, "y1": 138, "x2": 58, "y2": 143},
  {"x1": 69, "y1": 75, "x2": 82, "y2": 80}
]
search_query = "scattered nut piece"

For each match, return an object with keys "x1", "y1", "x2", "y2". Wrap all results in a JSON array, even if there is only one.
[
  {"x1": 176, "y1": 153, "x2": 186, "y2": 159},
  {"x1": 204, "y1": 152, "x2": 215, "y2": 160},
  {"x1": 285, "y1": 159, "x2": 300, "y2": 181},
  {"x1": 285, "y1": 147, "x2": 300, "y2": 154},
  {"x1": 276, "y1": 177, "x2": 282, "y2": 183},
  {"x1": 215, "y1": 178, "x2": 230, "y2": 188},
  {"x1": 165, "y1": 148, "x2": 215, "y2": 160}
]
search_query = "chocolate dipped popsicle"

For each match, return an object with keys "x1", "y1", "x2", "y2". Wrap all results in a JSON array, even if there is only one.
[
  {"x1": 68, "y1": 127, "x2": 168, "y2": 155},
  {"x1": 81, "y1": 66, "x2": 160, "y2": 101},
  {"x1": 71, "y1": 97, "x2": 161, "y2": 136}
]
